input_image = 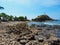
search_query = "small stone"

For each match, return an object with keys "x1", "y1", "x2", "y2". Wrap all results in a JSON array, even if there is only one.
[{"x1": 20, "y1": 40, "x2": 28, "y2": 45}]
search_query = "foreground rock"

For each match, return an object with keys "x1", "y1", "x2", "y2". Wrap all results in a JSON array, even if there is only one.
[{"x1": 0, "y1": 22, "x2": 60, "y2": 45}]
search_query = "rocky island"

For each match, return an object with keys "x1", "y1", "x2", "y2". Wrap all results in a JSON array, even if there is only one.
[{"x1": 32, "y1": 14, "x2": 53, "y2": 22}]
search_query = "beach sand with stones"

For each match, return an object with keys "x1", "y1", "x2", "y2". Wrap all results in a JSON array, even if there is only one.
[{"x1": 0, "y1": 21, "x2": 60, "y2": 45}]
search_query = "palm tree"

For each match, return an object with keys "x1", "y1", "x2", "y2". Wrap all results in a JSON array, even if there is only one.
[
  {"x1": 0, "y1": 6, "x2": 4, "y2": 23},
  {"x1": 0, "y1": 6, "x2": 4, "y2": 10}
]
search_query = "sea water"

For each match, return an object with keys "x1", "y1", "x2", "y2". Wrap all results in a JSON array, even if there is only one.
[
  {"x1": 28, "y1": 20, "x2": 60, "y2": 26},
  {"x1": 28, "y1": 20, "x2": 60, "y2": 38}
]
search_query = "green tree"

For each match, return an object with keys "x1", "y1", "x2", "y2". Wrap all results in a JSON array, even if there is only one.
[
  {"x1": 0, "y1": 13, "x2": 7, "y2": 17},
  {"x1": 0, "y1": 13, "x2": 14, "y2": 21},
  {"x1": 14, "y1": 16, "x2": 18, "y2": 21},
  {"x1": 0, "y1": 6, "x2": 4, "y2": 22},
  {"x1": 25, "y1": 16, "x2": 27, "y2": 20},
  {"x1": 0, "y1": 13, "x2": 9, "y2": 21},
  {"x1": 8, "y1": 15, "x2": 13, "y2": 21},
  {"x1": 18, "y1": 16, "x2": 25, "y2": 21}
]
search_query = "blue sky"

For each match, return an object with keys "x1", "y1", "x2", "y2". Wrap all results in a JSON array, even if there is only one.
[{"x1": 0, "y1": 0, "x2": 60, "y2": 19}]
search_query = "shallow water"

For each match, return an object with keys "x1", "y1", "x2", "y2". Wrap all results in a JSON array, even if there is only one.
[
  {"x1": 28, "y1": 20, "x2": 60, "y2": 26},
  {"x1": 44, "y1": 20, "x2": 60, "y2": 25},
  {"x1": 28, "y1": 20, "x2": 60, "y2": 38},
  {"x1": 28, "y1": 21, "x2": 44, "y2": 26}
]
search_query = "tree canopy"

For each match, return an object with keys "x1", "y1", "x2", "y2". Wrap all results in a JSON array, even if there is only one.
[{"x1": 0, "y1": 13, "x2": 28, "y2": 21}]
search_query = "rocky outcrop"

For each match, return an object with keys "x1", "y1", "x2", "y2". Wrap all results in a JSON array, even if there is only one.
[{"x1": 32, "y1": 14, "x2": 53, "y2": 22}]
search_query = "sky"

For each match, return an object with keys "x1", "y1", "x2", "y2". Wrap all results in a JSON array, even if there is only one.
[{"x1": 0, "y1": 0, "x2": 60, "y2": 20}]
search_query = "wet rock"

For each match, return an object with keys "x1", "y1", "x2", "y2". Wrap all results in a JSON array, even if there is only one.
[
  {"x1": 0, "y1": 22, "x2": 60, "y2": 45},
  {"x1": 35, "y1": 35, "x2": 45, "y2": 42},
  {"x1": 50, "y1": 39, "x2": 60, "y2": 45},
  {"x1": 53, "y1": 25, "x2": 60, "y2": 29},
  {"x1": 20, "y1": 40, "x2": 29, "y2": 45},
  {"x1": 26, "y1": 40, "x2": 40, "y2": 45},
  {"x1": 29, "y1": 36, "x2": 35, "y2": 40},
  {"x1": 17, "y1": 38, "x2": 20, "y2": 42}
]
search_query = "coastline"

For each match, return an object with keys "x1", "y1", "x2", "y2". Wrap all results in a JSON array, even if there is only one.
[{"x1": 0, "y1": 21, "x2": 60, "y2": 45}]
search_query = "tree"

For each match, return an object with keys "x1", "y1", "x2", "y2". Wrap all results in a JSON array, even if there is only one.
[
  {"x1": 18, "y1": 16, "x2": 25, "y2": 21},
  {"x1": 0, "y1": 13, "x2": 9, "y2": 21},
  {"x1": 14, "y1": 16, "x2": 18, "y2": 21},
  {"x1": 8, "y1": 15, "x2": 14, "y2": 21},
  {"x1": 0, "y1": 13, "x2": 7, "y2": 17},
  {"x1": 0, "y1": 13, "x2": 14, "y2": 21},
  {"x1": 25, "y1": 16, "x2": 27, "y2": 20},
  {"x1": 0, "y1": 6, "x2": 4, "y2": 22}
]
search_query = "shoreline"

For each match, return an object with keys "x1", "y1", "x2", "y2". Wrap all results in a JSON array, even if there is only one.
[{"x1": 0, "y1": 21, "x2": 60, "y2": 45}]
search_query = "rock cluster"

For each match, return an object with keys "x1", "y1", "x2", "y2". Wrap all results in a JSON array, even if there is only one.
[{"x1": 0, "y1": 22, "x2": 60, "y2": 45}]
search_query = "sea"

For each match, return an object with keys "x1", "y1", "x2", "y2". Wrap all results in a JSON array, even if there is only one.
[
  {"x1": 28, "y1": 20, "x2": 60, "y2": 38},
  {"x1": 28, "y1": 20, "x2": 60, "y2": 26}
]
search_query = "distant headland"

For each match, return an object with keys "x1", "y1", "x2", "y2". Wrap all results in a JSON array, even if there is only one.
[{"x1": 32, "y1": 14, "x2": 54, "y2": 22}]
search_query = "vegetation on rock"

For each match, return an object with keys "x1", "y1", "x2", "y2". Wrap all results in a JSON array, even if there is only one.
[{"x1": 32, "y1": 14, "x2": 53, "y2": 22}]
